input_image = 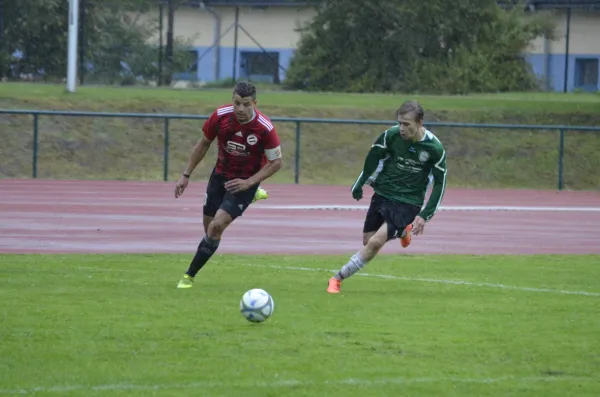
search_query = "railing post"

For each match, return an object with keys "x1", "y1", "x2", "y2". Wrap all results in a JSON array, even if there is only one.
[
  {"x1": 32, "y1": 113, "x2": 39, "y2": 179},
  {"x1": 294, "y1": 121, "x2": 301, "y2": 184},
  {"x1": 557, "y1": 128, "x2": 565, "y2": 190},
  {"x1": 163, "y1": 118, "x2": 170, "y2": 182}
]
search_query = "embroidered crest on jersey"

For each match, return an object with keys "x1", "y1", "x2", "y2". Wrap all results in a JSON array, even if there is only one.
[
  {"x1": 246, "y1": 134, "x2": 258, "y2": 145},
  {"x1": 418, "y1": 151, "x2": 430, "y2": 163}
]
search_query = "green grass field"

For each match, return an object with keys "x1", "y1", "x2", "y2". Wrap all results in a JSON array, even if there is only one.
[
  {"x1": 0, "y1": 82, "x2": 599, "y2": 112},
  {"x1": 2, "y1": 253, "x2": 599, "y2": 396},
  {"x1": 1, "y1": 83, "x2": 600, "y2": 189}
]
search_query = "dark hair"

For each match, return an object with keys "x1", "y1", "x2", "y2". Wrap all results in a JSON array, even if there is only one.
[
  {"x1": 233, "y1": 81, "x2": 256, "y2": 100},
  {"x1": 396, "y1": 100, "x2": 424, "y2": 122}
]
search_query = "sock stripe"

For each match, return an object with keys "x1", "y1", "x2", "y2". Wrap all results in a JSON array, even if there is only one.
[{"x1": 338, "y1": 252, "x2": 367, "y2": 280}]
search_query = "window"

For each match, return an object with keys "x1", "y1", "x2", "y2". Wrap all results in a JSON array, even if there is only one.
[
  {"x1": 186, "y1": 50, "x2": 198, "y2": 74},
  {"x1": 240, "y1": 51, "x2": 280, "y2": 83},
  {"x1": 574, "y1": 58, "x2": 599, "y2": 92}
]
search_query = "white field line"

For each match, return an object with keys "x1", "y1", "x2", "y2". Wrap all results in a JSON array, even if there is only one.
[
  {"x1": 1, "y1": 375, "x2": 596, "y2": 394},
  {"x1": 240, "y1": 264, "x2": 600, "y2": 297},
  {"x1": 252, "y1": 204, "x2": 600, "y2": 212},
  {"x1": 74, "y1": 263, "x2": 600, "y2": 297}
]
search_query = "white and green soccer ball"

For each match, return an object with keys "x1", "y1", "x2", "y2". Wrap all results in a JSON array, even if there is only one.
[{"x1": 240, "y1": 288, "x2": 274, "y2": 323}]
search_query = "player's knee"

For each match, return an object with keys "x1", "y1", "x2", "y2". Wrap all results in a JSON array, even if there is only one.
[
  {"x1": 207, "y1": 219, "x2": 226, "y2": 239},
  {"x1": 207, "y1": 211, "x2": 233, "y2": 239},
  {"x1": 365, "y1": 233, "x2": 386, "y2": 253}
]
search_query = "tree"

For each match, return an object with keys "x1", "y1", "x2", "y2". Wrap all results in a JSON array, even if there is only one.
[
  {"x1": 284, "y1": 0, "x2": 556, "y2": 94},
  {"x1": 0, "y1": 0, "x2": 69, "y2": 79},
  {"x1": 0, "y1": 0, "x2": 194, "y2": 84}
]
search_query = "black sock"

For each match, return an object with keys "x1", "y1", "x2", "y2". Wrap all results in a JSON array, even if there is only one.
[{"x1": 185, "y1": 235, "x2": 220, "y2": 277}]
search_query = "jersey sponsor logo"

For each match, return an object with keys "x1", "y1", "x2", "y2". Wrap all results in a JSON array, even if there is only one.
[
  {"x1": 225, "y1": 140, "x2": 248, "y2": 156},
  {"x1": 418, "y1": 151, "x2": 430, "y2": 163},
  {"x1": 396, "y1": 156, "x2": 424, "y2": 173},
  {"x1": 246, "y1": 134, "x2": 258, "y2": 145}
]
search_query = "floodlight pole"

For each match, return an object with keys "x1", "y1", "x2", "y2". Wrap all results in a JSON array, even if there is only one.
[{"x1": 67, "y1": 0, "x2": 80, "y2": 93}]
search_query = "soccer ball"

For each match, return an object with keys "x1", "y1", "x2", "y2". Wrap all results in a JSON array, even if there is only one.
[{"x1": 240, "y1": 288, "x2": 274, "y2": 323}]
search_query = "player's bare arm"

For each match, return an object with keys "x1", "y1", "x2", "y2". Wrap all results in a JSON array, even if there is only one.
[
  {"x1": 224, "y1": 157, "x2": 282, "y2": 194},
  {"x1": 175, "y1": 136, "x2": 213, "y2": 198}
]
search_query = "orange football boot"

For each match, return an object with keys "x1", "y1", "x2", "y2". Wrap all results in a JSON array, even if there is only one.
[
  {"x1": 327, "y1": 277, "x2": 341, "y2": 294},
  {"x1": 400, "y1": 224, "x2": 413, "y2": 248}
]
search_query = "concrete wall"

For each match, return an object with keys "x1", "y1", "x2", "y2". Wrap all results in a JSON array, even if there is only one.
[{"x1": 154, "y1": 5, "x2": 600, "y2": 92}]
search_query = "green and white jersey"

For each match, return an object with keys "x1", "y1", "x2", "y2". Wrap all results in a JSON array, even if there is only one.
[{"x1": 353, "y1": 125, "x2": 447, "y2": 222}]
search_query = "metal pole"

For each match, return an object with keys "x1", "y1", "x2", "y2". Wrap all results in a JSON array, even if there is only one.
[
  {"x1": 158, "y1": 2, "x2": 163, "y2": 86},
  {"x1": 200, "y1": 1, "x2": 221, "y2": 82},
  {"x1": 232, "y1": 6, "x2": 239, "y2": 81},
  {"x1": 67, "y1": 0, "x2": 80, "y2": 93},
  {"x1": 543, "y1": 36, "x2": 550, "y2": 91},
  {"x1": 32, "y1": 114, "x2": 39, "y2": 178},
  {"x1": 562, "y1": 7, "x2": 571, "y2": 93},
  {"x1": 0, "y1": 0, "x2": 4, "y2": 72},
  {"x1": 238, "y1": 25, "x2": 288, "y2": 75},
  {"x1": 78, "y1": 0, "x2": 85, "y2": 85},
  {"x1": 557, "y1": 129, "x2": 565, "y2": 190},
  {"x1": 165, "y1": 0, "x2": 174, "y2": 86},
  {"x1": 163, "y1": 118, "x2": 170, "y2": 181},
  {"x1": 294, "y1": 121, "x2": 301, "y2": 184}
]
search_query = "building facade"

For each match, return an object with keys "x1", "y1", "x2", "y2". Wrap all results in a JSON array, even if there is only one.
[
  {"x1": 525, "y1": 7, "x2": 600, "y2": 91},
  {"x1": 156, "y1": 1, "x2": 600, "y2": 92},
  {"x1": 150, "y1": 3, "x2": 315, "y2": 84}
]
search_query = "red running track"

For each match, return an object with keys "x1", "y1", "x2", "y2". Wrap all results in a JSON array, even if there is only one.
[{"x1": 1, "y1": 179, "x2": 599, "y2": 255}]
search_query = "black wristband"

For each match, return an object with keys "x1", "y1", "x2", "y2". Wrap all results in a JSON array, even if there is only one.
[{"x1": 182, "y1": 173, "x2": 190, "y2": 178}]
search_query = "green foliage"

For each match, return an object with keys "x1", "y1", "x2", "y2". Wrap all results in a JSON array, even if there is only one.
[
  {"x1": 0, "y1": 0, "x2": 68, "y2": 78},
  {"x1": 0, "y1": 0, "x2": 195, "y2": 84},
  {"x1": 284, "y1": 0, "x2": 556, "y2": 94},
  {"x1": 82, "y1": 1, "x2": 195, "y2": 84}
]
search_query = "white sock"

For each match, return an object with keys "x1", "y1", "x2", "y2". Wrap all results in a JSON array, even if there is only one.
[{"x1": 335, "y1": 251, "x2": 368, "y2": 280}]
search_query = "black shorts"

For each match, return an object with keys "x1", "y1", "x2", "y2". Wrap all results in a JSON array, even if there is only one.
[
  {"x1": 363, "y1": 193, "x2": 421, "y2": 241},
  {"x1": 203, "y1": 170, "x2": 259, "y2": 220}
]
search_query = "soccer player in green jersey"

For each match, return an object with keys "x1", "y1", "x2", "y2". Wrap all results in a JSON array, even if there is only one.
[{"x1": 327, "y1": 100, "x2": 447, "y2": 294}]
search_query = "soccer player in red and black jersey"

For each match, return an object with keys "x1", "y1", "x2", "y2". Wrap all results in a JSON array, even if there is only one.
[{"x1": 174, "y1": 81, "x2": 283, "y2": 289}]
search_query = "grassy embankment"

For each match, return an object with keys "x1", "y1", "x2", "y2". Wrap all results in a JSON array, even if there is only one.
[{"x1": 1, "y1": 83, "x2": 599, "y2": 189}]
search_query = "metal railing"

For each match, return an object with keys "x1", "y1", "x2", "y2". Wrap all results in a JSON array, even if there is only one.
[{"x1": 1, "y1": 109, "x2": 599, "y2": 190}]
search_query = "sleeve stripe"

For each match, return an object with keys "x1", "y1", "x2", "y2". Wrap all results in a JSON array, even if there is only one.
[
  {"x1": 351, "y1": 171, "x2": 364, "y2": 191},
  {"x1": 431, "y1": 169, "x2": 447, "y2": 217},
  {"x1": 371, "y1": 129, "x2": 388, "y2": 149},
  {"x1": 428, "y1": 150, "x2": 447, "y2": 219},
  {"x1": 217, "y1": 106, "x2": 234, "y2": 116},
  {"x1": 435, "y1": 151, "x2": 446, "y2": 172},
  {"x1": 258, "y1": 115, "x2": 274, "y2": 131}
]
